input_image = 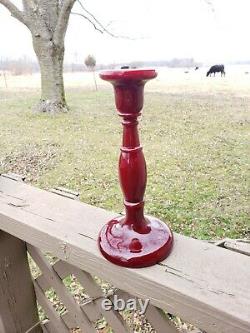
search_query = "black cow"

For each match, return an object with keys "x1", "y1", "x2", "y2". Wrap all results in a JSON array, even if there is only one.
[{"x1": 206, "y1": 64, "x2": 225, "y2": 77}]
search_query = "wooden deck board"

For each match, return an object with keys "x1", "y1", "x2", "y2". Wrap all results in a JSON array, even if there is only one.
[
  {"x1": 0, "y1": 175, "x2": 249, "y2": 333},
  {"x1": 224, "y1": 239, "x2": 250, "y2": 256}
]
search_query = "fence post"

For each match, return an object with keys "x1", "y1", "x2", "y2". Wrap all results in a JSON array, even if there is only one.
[{"x1": 0, "y1": 231, "x2": 42, "y2": 333}]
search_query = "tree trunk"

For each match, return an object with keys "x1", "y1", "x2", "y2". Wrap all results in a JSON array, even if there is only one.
[
  {"x1": 92, "y1": 69, "x2": 98, "y2": 91},
  {"x1": 33, "y1": 37, "x2": 68, "y2": 113},
  {"x1": 0, "y1": 0, "x2": 77, "y2": 113}
]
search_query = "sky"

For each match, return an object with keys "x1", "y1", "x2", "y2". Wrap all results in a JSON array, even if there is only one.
[{"x1": 0, "y1": 0, "x2": 250, "y2": 65}]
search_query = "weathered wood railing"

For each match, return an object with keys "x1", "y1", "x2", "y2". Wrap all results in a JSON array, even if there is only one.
[{"x1": 0, "y1": 173, "x2": 249, "y2": 333}]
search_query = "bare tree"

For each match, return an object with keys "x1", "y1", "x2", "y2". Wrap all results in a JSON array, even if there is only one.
[
  {"x1": 0, "y1": 0, "x2": 79, "y2": 112},
  {"x1": 0, "y1": 0, "x2": 144, "y2": 112},
  {"x1": 0, "y1": 1, "x2": 134, "y2": 113},
  {"x1": 84, "y1": 54, "x2": 97, "y2": 91}
]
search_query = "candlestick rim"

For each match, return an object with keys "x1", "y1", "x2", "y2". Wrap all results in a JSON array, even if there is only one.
[{"x1": 99, "y1": 68, "x2": 157, "y2": 82}]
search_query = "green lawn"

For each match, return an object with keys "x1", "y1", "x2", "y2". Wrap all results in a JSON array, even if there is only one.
[{"x1": 0, "y1": 88, "x2": 249, "y2": 239}]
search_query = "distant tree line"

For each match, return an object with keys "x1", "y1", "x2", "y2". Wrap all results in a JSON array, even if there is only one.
[
  {"x1": 229, "y1": 60, "x2": 250, "y2": 65},
  {"x1": 0, "y1": 57, "x2": 203, "y2": 76},
  {"x1": 0, "y1": 57, "x2": 85, "y2": 74},
  {"x1": 95, "y1": 58, "x2": 202, "y2": 70},
  {"x1": 0, "y1": 56, "x2": 39, "y2": 75}
]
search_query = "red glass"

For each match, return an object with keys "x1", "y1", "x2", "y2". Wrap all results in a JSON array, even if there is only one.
[{"x1": 98, "y1": 68, "x2": 173, "y2": 268}]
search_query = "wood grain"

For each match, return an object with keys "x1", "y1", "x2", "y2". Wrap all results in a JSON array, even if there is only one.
[
  {"x1": 224, "y1": 239, "x2": 250, "y2": 256},
  {"x1": 0, "y1": 231, "x2": 42, "y2": 333},
  {"x1": 0, "y1": 176, "x2": 249, "y2": 333}
]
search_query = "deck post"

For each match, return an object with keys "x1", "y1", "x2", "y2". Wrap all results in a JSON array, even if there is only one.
[{"x1": 0, "y1": 231, "x2": 42, "y2": 333}]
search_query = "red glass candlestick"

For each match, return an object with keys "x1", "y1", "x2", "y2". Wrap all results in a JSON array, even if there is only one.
[{"x1": 98, "y1": 68, "x2": 173, "y2": 268}]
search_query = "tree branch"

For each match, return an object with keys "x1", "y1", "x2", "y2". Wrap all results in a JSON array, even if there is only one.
[
  {"x1": 203, "y1": 0, "x2": 215, "y2": 13},
  {"x1": 72, "y1": 0, "x2": 136, "y2": 40},
  {"x1": 22, "y1": 0, "x2": 39, "y2": 15},
  {"x1": 0, "y1": 0, "x2": 28, "y2": 26},
  {"x1": 71, "y1": 12, "x2": 106, "y2": 35},
  {"x1": 77, "y1": 0, "x2": 109, "y2": 33},
  {"x1": 22, "y1": 0, "x2": 32, "y2": 11},
  {"x1": 54, "y1": 0, "x2": 76, "y2": 46}
]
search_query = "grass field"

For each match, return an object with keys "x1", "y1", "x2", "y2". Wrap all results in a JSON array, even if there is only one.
[{"x1": 0, "y1": 68, "x2": 249, "y2": 241}]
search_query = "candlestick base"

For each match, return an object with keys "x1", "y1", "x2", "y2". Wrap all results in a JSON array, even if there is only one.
[{"x1": 98, "y1": 216, "x2": 173, "y2": 268}]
